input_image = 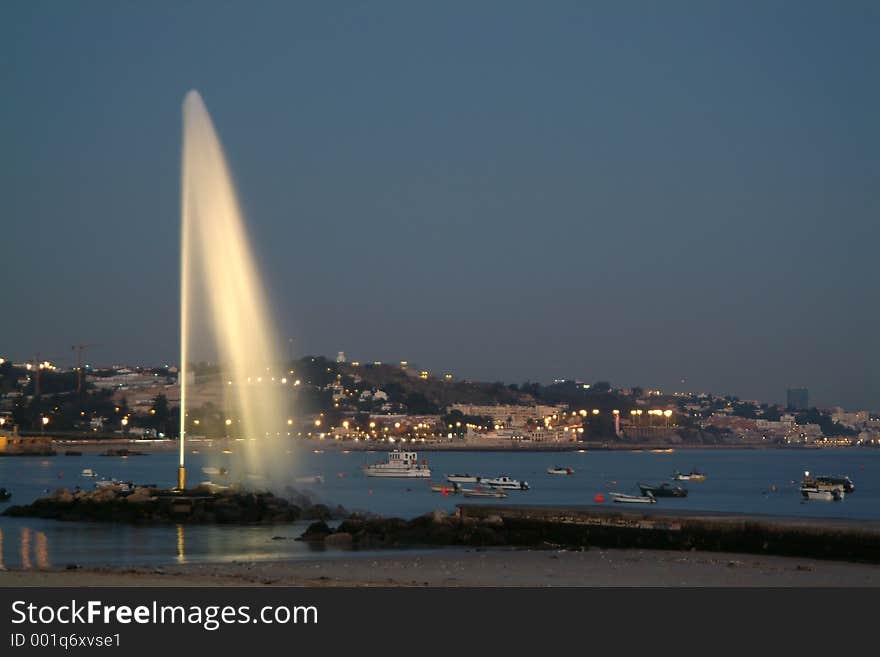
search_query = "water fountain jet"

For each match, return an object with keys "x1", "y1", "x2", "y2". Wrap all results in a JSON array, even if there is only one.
[{"x1": 179, "y1": 90, "x2": 290, "y2": 489}]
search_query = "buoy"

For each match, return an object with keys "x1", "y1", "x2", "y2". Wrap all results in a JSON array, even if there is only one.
[
  {"x1": 337, "y1": 472, "x2": 344, "y2": 478},
  {"x1": 770, "y1": 484, "x2": 777, "y2": 492},
  {"x1": 594, "y1": 493, "x2": 605, "y2": 503}
]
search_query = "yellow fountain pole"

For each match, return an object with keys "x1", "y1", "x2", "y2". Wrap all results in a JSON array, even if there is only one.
[{"x1": 178, "y1": 106, "x2": 190, "y2": 493}]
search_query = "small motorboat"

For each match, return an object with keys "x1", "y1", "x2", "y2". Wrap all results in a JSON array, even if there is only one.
[
  {"x1": 638, "y1": 482, "x2": 687, "y2": 498},
  {"x1": 430, "y1": 483, "x2": 460, "y2": 494},
  {"x1": 462, "y1": 487, "x2": 508, "y2": 498},
  {"x1": 0, "y1": 487, "x2": 11, "y2": 502},
  {"x1": 609, "y1": 492, "x2": 656, "y2": 504},
  {"x1": 202, "y1": 466, "x2": 221, "y2": 476},
  {"x1": 673, "y1": 470, "x2": 706, "y2": 482},
  {"x1": 547, "y1": 466, "x2": 574, "y2": 475},
  {"x1": 801, "y1": 486, "x2": 843, "y2": 501},
  {"x1": 81, "y1": 468, "x2": 98, "y2": 478},
  {"x1": 447, "y1": 474, "x2": 481, "y2": 483},
  {"x1": 294, "y1": 475, "x2": 324, "y2": 485},
  {"x1": 802, "y1": 472, "x2": 854, "y2": 494},
  {"x1": 95, "y1": 479, "x2": 133, "y2": 493},
  {"x1": 481, "y1": 476, "x2": 529, "y2": 490}
]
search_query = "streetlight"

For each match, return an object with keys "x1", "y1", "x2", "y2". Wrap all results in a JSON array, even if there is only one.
[
  {"x1": 664, "y1": 409, "x2": 672, "y2": 427},
  {"x1": 41, "y1": 416, "x2": 49, "y2": 436}
]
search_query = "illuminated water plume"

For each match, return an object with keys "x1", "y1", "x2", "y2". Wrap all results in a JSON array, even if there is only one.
[{"x1": 180, "y1": 90, "x2": 291, "y2": 487}]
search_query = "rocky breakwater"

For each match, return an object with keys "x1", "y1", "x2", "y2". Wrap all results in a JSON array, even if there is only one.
[
  {"x1": 2, "y1": 484, "x2": 347, "y2": 524},
  {"x1": 297, "y1": 509, "x2": 584, "y2": 550}
]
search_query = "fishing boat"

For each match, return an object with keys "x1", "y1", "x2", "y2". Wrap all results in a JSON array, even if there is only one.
[
  {"x1": 81, "y1": 468, "x2": 98, "y2": 478},
  {"x1": 462, "y1": 487, "x2": 508, "y2": 498},
  {"x1": 609, "y1": 491, "x2": 656, "y2": 504},
  {"x1": 547, "y1": 466, "x2": 574, "y2": 475},
  {"x1": 673, "y1": 470, "x2": 707, "y2": 482},
  {"x1": 294, "y1": 475, "x2": 324, "y2": 485},
  {"x1": 430, "y1": 483, "x2": 460, "y2": 494},
  {"x1": 638, "y1": 482, "x2": 687, "y2": 498},
  {"x1": 480, "y1": 476, "x2": 529, "y2": 490},
  {"x1": 446, "y1": 474, "x2": 481, "y2": 483},
  {"x1": 363, "y1": 451, "x2": 431, "y2": 478}
]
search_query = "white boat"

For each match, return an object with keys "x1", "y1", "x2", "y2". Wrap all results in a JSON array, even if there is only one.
[
  {"x1": 801, "y1": 486, "x2": 843, "y2": 501},
  {"x1": 201, "y1": 466, "x2": 221, "y2": 476},
  {"x1": 95, "y1": 479, "x2": 133, "y2": 492},
  {"x1": 447, "y1": 474, "x2": 481, "y2": 483},
  {"x1": 294, "y1": 475, "x2": 324, "y2": 485},
  {"x1": 199, "y1": 481, "x2": 230, "y2": 492},
  {"x1": 363, "y1": 451, "x2": 431, "y2": 478},
  {"x1": 81, "y1": 468, "x2": 98, "y2": 478},
  {"x1": 610, "y1": 492, "x2": 656, "y2": 504},
  {"x1": 462, "y1": 487, "x2": 508, "y2": 498},
  {"x1": 480, "y1": 476, "x2": 529, "y2": 490},
  {"x1": 547, "y1": 466, "x2": 574, "y2": 475}
]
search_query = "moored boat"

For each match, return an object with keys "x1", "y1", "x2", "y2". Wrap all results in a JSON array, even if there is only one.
[
  {"x1": 638, "y1": 482, "x2": 687, "y2": 498},
  {"x1": 446, "y1": 474, "x2": 481, "y2": 483},
  {"x1": 363, "y1": 451, "x2": 431, "y2": 478},
  {"x1": 480, "y1": 476, "x2": 529, "y2": 490},
  {"x1": 0, "y1": 487, "x2": 11, "y2": 502},
  {"x1": 294, "y1": 475, "x2": 324, "y2": 485},
  {"x1": 430, "y1": 483, "x2": 460, "y2": 494},
  {"x1": 547, "y1": 466, "x2": 574, "y2": 475},
  {"x1": 673, "y1": 470, "x2": 706, "y2": 482},
  {"x1": 81, "y1": 468, "x2": 98, "y2": 478},
  {"x1": 95, "y1": 479, "x2": 133, "y2": 492},
  {"x1": 803, "y1": 473, "x2": 854, "y2": 494},
  {"x1": 801, "y1": 486, "x2": 843, "y2": 501},
  {"x1": 610, "y1": 491, "x2": 656, "y2": 504},
  {"x1": 461, "y1": 487, "x2": 508, "y2": 498}
]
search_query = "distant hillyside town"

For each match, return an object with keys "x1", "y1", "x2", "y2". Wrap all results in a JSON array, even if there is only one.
[{"x1": 0, "y1": 352, "x2": 878, "y2": 452}]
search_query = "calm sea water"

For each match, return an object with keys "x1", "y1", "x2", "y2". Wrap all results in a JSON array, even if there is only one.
[{"x1": 1, "y1": 445, "x2": 877, "y2": 569}]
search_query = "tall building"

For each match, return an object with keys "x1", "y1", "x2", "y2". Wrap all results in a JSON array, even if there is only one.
[{"x1": 786, "y1": 387, "x2": 809, "y2": 410}]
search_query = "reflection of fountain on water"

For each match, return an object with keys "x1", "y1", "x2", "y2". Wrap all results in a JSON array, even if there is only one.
[
  {"x1": 176, "y1": 524, "x2": 186, "y2": 564},
  {"x1": 179, "y1": 90, "x2": 293, "y2": 489}
]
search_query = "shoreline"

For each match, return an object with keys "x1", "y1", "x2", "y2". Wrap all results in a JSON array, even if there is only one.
[
  {"x1": 2, "y1": 547, "x2": 880, "y2": 587},
  {"x1": 8, "y1": 437, "x2": 848, "y2": 455}
]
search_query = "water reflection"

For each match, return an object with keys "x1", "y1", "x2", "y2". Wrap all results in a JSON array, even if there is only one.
[
  {"x1": 20, "y1": 527, "x2": 31, "y2": 570},
  {"x1": 176, "y1": 524, "x2": 186, "y2": 564},
  {"x1": 36, "y1": 531, "x2": 50, "y2": 569}
]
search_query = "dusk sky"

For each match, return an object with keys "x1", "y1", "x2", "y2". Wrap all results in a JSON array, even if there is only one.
[{"x1": 2, "y1": 1, "x2": 878, "y2": 409}]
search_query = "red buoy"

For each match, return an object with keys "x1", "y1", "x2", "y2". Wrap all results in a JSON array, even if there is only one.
[{"x1": 594, "y1": 493, "x2": 605, "y2": 503}]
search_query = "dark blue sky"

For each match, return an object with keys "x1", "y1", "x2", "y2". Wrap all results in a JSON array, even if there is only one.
[{"x1": 2, "y1": 1, "x2": 878, "y2": 408}]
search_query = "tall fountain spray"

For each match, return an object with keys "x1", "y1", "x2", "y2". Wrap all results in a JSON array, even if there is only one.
[{"x1": 179, "y1": 90, "x2": 289, "y2": 489}]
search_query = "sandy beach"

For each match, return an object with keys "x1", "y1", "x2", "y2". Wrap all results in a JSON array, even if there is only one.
[{"x1": 3, "y1": 548, "x2": 880, "y2": 587}]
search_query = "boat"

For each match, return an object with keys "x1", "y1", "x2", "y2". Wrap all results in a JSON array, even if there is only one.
[
  {"x1": 673, "y1": 470, "x2": 707, "y2": 482},
  {"x1": 480, "y1": 476, "x2": 529, "y2": 490},
  {"x1": 638, "y1": 482, "x2": 688, "y2": 498},
  {"x1": 609, "y1": 492, "x2": 656, "y2": 504},
  {"x1": 430, "y1": 483, "x2": 460, "y2": 494},
  {"x1": 801, "y1": 486, "x2": 843, "y2": 501},
  {"x1": 202, "y1": 466, "x2": 221, "y2": 476},
  {"x1": 807, "y1": 474, "x2": 854, "y2": 494},
  {"x1": 81, "y1": 468, "x2": 98, "y2": 478},
  {"x1": 95, "y1": 479, "x2": 133, "y2": 492},
  {"x1": 462, "y1": 487, "x2": 508, "y2": 498},
  {"x1": 547, "y1": 466, "x2": 574, "y2": 475},
  {"x1": 199, "y1": 481, "x2": 230, "y2": 492},
  {"x1": 363, "y1": 451, "x2": 431, "y2": 478},
  {"x1": 0, "y1": 488, "x2": 11, "y2": 502},
  {"x1": 294, "y1": 475, "x2": 324, "y2": 485},
  {"x1": 447, "y1": 474, "x2": 481, "y2": 483}
]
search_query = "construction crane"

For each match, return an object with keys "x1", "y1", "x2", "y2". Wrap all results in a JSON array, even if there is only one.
[{"x1": 71, "y1": 344, "x2": 97, "y2": 395}]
